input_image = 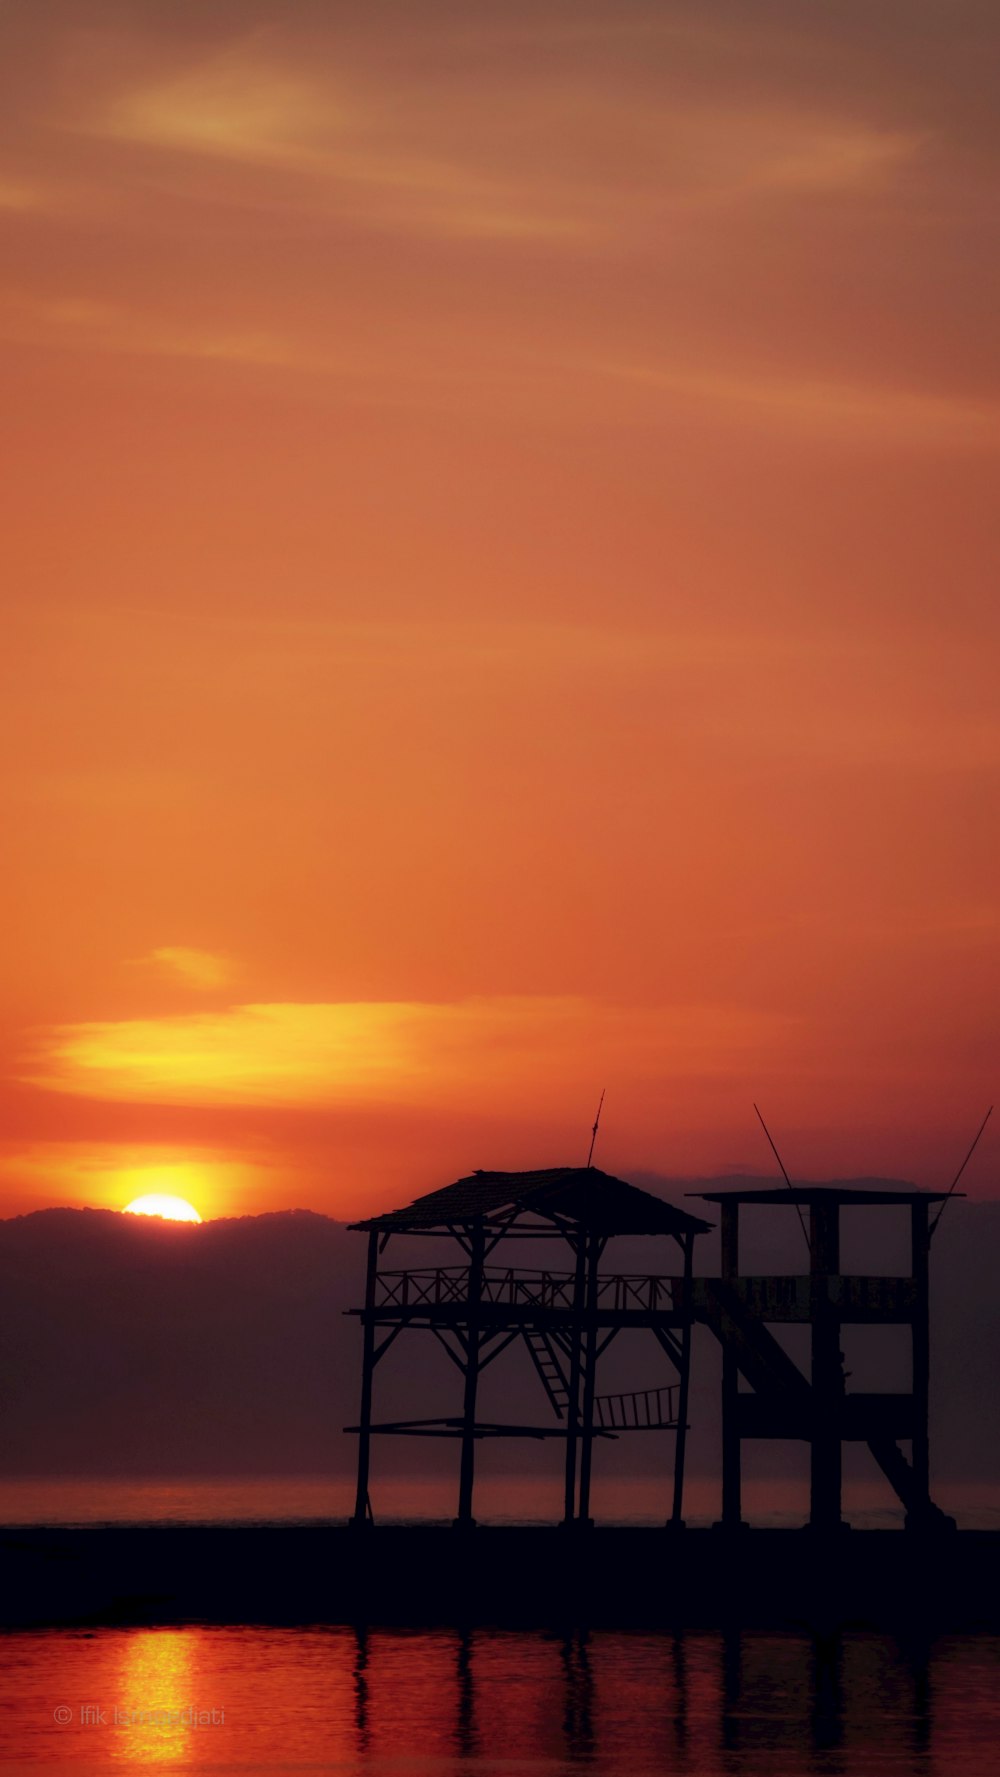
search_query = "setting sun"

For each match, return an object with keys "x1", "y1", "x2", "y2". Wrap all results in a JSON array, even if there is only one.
[{"x1": 123, "y1": 1194, "x2": 203, "y2": 1224}]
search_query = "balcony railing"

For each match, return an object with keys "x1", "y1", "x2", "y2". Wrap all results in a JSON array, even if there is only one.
[{"x1": 374, "y1": 1267, "x2": 684, "y2": 1311}]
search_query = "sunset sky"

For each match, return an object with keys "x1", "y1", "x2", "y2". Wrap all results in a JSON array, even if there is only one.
[{"x1": 1, "y1": 0, "x2": 997, "y2": 1220}]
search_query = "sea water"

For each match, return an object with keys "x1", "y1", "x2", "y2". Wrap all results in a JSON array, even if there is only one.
[{"x1": 2, "y1": 1623, "x2": 999, "y2": 1774}]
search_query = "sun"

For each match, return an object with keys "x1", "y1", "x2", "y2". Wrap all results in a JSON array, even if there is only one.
[{"x1": 123, "y1": 1193, "x2": 203, "y2": 1224}]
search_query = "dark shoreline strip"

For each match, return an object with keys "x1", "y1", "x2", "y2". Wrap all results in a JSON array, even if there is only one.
[{"x1": 2, "y1": 1526, "x2": 998, "y2": 1633}]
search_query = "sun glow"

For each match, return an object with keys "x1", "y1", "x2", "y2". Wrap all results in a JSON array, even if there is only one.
[{"x1": 124, "y1": 1193, "x2": 203, "y2": 1223}]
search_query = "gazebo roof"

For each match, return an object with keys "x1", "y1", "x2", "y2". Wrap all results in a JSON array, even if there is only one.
[{"x1": 350, "y1": 1166, "x2": 712, "y2": 1238}]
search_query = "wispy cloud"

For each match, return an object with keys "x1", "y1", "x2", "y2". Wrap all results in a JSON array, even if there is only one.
[
  {"x1": 10, "y1": 278, "x2": 994, "y2": 457},
  {"x1": 0, "y1": 290, "x2": 313, "y2": 371},
  {"x1": 593, "y1": 357, "x2": 1000, "y2": 449},
  {"x1": 26, "y1": 997, "x2": 789, "y2": 1108},
  {"x1": 144, "y1": 947, "x2": 234, "y2": 990},
  {"x1": 90, "y1": 49, "x2": 595, "y2": 243},
  {"x1": 101, "y1": 57, "x2": 339, "y2": 170},
  {"x1": 0, "y1": 174, "x2": 52, "y2": 213},
  {"x1": 77, "y1": 42, "x2": 923, "y2": 247}
]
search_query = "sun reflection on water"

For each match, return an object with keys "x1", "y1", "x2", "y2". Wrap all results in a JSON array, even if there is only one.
[{"x1": 109, "y1": 1629, "x2": 203, "y2": 1766}]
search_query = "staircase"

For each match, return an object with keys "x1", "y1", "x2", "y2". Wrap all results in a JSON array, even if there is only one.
[
  {"x1": 702, "y1": 1281, "x2": 812, "y2": 1405},
  {"x1": 522, "y1": 1329, "x2": 571, "y2": 1418}
]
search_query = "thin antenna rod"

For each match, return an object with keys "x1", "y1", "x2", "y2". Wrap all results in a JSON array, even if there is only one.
[
  {"x1": 929, "y1": 1105, "x2": 993, "y2": 1240},
  {"x1": 586, "y1": 1089, "x2": 606, "y2": 1169},
  {"x1": 753, "y1": 1103, "x2": 809, "y2": 1249}
]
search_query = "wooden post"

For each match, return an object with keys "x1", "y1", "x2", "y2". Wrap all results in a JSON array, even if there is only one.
[
  {"x1": 563, "y1": 1233, "x2": 587, "y2": 1525},
  {"x1": 720, "y1": 1200, "x2": 739, "y2": 1284},
  {"x1": 720, "y1": 1201, "x2": 742, "y2": 1527},
  {"x1": 455, "y1": 1220, "x2": 485, "y2": 1526},
  {"x1": 670, "y1": 1231, "x2": 695, "y2": 1526},
  {"x1": 352, "y1": 1230, "x2": 379, "y2": 1526},
  {"x1": 910, "y1": 1199, "x2": 931, "y2": 1527},
  {"x1": 576, "y1": 1234, "x2": 602, "y2": 1526},
  {"x1": 809, "y1": 1199, "x2": 841, "y2": 1533}
]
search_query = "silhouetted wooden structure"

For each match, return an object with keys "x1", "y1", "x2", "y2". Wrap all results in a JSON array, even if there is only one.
[
  {"x1": 347, "y1": 1171, "x2": 956, "y2": 1532},
  {"x1": 693, "y1": 1185, "x2": 954, "y2": 1532},
  {"x1": 346, "y1": 1167, "x2": 710, "y2": 1527}
]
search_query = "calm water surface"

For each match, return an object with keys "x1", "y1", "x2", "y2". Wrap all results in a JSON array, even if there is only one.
[{"x1": 2, "y1": 1625, "x2": 998, "y2": 1776}]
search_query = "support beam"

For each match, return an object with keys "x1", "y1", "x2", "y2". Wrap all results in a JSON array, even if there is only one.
[
  {"x1": 720, "y1": 1200, "x2": 739, "y2": 1284},
  {"x1": 562, "y1": 1234, "x2": 587, "y2": 1525},
  {"x1": 909, "y1": 1199, "x2": 931, "y2": 1527},
  {"x1": 455, "y1": 1221, "x2": 485, "y2": 1527},
  {"x1": 670, "y1": 1231, "x2": 695, "y2": 1527},
  {"x1": 577, "y1": 1234, "x2": 603, "y2": 1526},
  {"x1": 652, "y1": 1325, "x2": 685, "y2": 1368},
  {"x1": 809, "y1": 1199, "x2": 842, "y2": 1533},
  {"x1": 352, "y1": 1230, "x2": 379, "y2": 1526},
  {"x1": 720, "y1": 1202, "x2": 742, "y2": 1527}
]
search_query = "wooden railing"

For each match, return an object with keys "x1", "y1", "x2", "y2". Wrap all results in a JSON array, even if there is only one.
[
  {"x1": 594, "y1": 1384, "x2": 679, "y2": 1430},
  {"x1": 374, "y1": 1268, "x2": 684, "y2": 1310}
]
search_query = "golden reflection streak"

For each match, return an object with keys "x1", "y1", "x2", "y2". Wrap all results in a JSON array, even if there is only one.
[{"x1": 109, "y1": 1629, "x2": 208, "y2": 1766}]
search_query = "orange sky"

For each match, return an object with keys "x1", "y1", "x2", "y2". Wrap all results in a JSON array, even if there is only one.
[{"x1": 1, "y1": 0, "x2": 997, "y2": 1219}]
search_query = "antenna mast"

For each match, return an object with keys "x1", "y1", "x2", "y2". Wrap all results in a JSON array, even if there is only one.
[
  {"x1": 586, "y1": 1089, "x2": 606, "y2": 1169},
  {"x1": 929, "y1": 1105, "x2": 993, "y2": 1240},
  {"x1": 753, "y1": 1103, "x2": 809, "y2": 1249}
]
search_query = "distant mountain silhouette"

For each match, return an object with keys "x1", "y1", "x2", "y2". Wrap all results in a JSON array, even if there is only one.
[
  {"x1": 0, "y1": 1208, "x2": 354, "y2": 1476},
  {"x1": 0, "y1": 1189, "x2": 996, "y2": 1484}
]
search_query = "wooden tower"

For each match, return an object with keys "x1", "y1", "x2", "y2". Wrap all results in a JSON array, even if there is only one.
[
  {"x1": 347, "y1": 1173, "x2": 956, "y2": 1531},
  {"x1": 346, "y1": 1167, "x2": 711, "y2": 1527},
  {"x1": 692, "y1": 1186, "x2": 956, "y2": 1532}
]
